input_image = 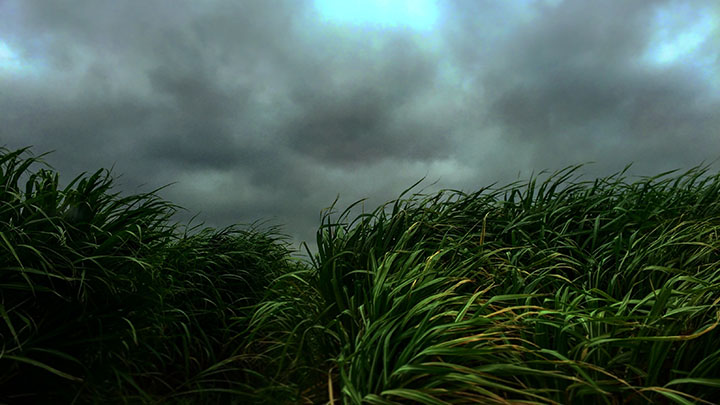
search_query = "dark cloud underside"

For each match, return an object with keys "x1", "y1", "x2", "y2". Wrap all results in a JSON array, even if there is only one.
[{"x1": 2, "y1": 0, "x2": 718, "y2": 250}]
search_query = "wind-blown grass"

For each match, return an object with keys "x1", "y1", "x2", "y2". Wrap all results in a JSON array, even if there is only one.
[
  {"x1": 2, "y1": 145, "x2": 719, "y2": 404},
  {"x1": 0, "y1": 146, "x2": 295, "y2": 403},
  {"x1": 259, "y1": 162, "x2": 720, "y2": 404}
]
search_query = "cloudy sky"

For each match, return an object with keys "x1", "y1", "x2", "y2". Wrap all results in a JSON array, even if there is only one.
[{"x1": 1, "y1": 0, "x2": 719, "y2": 253}]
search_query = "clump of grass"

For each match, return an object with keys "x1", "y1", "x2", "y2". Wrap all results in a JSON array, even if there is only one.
[
  {"x1": 3, "y1": 145, "x2": 720, "y2": 404},
  {"x1": 0, "y1": 146, "x2": 300, "y2": 403},
  {"x1": 258, "y1": 162, "x2": 720, "y2": 404}
]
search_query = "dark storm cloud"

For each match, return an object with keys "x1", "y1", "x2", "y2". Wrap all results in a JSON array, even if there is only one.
[
  {"x1": 442, "y1": 0, "x2": 720, "y2": 173},
  {"x1": 141, "y1": 66, "x2": 252, "y2": 170},
  {"x1": 2, "y1": 0, "x2": 719, "y2": 251},
  {"x1": 282, "y1": 31, "x2": 449, "y2": 166},
  {"x1": 484, "y1": 0, "x2": 680, "y2": 137},
  {"x1": 286, "y1": 85, "x2": 449, "y2": 166}
]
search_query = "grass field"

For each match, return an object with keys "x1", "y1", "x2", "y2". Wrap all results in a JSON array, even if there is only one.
[{"x1": 1, "y1": 145, "x2": 719, "y2": 404}]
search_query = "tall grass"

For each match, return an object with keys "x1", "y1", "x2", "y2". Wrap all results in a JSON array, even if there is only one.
[
  {"x1": 259, "y1": 162, "x2": 720, "y2": 404},
  {"x1": 0, "y1": 146, "x2": 296, "y2": 403},
  {"x1": 2, "y1": 145, "x2": 719, "y2": 403}
]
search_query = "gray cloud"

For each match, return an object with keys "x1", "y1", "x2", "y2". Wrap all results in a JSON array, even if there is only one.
[
  {"x1": 2, "y1": 0, "x2": 719, "y2": 252},
  {"x1": 443, "y1": 0, "x2": 720, "y2": 173}
]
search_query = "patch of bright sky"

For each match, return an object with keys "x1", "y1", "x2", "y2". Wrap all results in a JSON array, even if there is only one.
[
  {"x1": 643, "y1": 3, "x2": 720, "y2": 95},
  {"x1": 645, "y1": 4, "x2": 718, "y2": 65},
  {"x1": 0, "y1": 40, "x2": 24, "y2": 73},
  {"x1": 0, "y1": 39, "x2": 44, "y2": 77},
  {"x1": 314, "y1": 0, "x2": 439, "y2": 31}
]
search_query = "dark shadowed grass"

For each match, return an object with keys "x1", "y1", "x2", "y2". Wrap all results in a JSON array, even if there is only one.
[
  {"x1": 2, "y1": 145, "x2": 720, "y2": 404},
  {"x1": 0, "y1": 146, "x2": 298, "y2": 403},
  {"x1": 0, "y1": 146, "x2": 178, "y2": 402}
]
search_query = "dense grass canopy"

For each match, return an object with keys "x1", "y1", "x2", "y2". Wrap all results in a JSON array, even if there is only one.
[{"x1": 1, "y1": 146, "x2": 719, "y2": 404}]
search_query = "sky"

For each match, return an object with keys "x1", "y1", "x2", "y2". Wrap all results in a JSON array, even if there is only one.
[{"x1": 1, "y1": 0, "x2": 719, "y2": 254}]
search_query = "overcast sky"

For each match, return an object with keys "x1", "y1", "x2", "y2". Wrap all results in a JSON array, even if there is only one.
[{"x1": 2, "y1": 0, "x2": 719, "y2": 253}]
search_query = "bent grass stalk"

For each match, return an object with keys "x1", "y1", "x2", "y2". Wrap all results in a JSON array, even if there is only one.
[{"x1": 2, "y1": 146, "x2": 720, "y2": 403}]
